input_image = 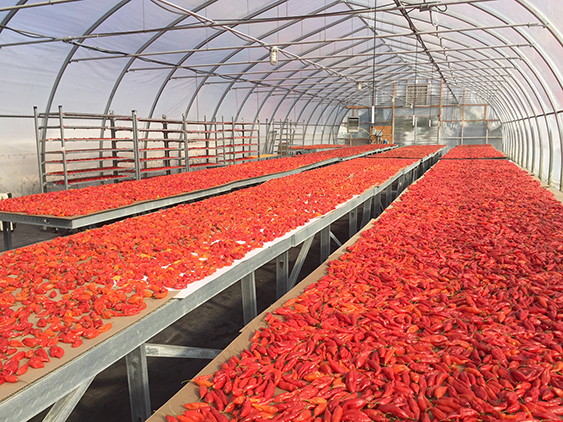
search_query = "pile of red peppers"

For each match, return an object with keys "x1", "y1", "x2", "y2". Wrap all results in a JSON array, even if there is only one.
[
  {"x1": 167, "y1": 157, "x2": 563, "y2": 422},
  {"x1": 0, "y1": 145, "x2": 389, "y2": 217},
  {"x1": 0, "y1": 155, "x2": 418, "y2": 386},
  {"x1": 376, "y1": 145, "x2": 444, "y2": 159},
  {"x1": 442, "y1": 145, "x2": 505, "y2": 159}
]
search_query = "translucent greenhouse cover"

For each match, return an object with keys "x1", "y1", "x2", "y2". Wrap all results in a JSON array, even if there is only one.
[{"x1": 0, "y1": 0, "x2": 562, "y2": 195}]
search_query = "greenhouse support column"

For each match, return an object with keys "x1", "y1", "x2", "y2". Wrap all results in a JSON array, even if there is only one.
[
  {"x1": 126, "y1": 345, "x2": 151, "y2": 422},
  {"x1": 523, "y1": 117, "x2": 531, "y2": 171},
  {"x1": 536, "y1": 116, "x2": 544, "y2": 181},
  {"x1": 558, "y1": 113, "x2": 563, "y2": 190},
  {"x1": 508, "y1": 123, "x2": 516, "y2": 161},
  {"x1": 548, "y1": 125, "x2": 554, "y2": 186},
  {"x1": 505, "y1": 124, "x2": 513, "y2": 161},
  {"x1": 520, "y1": 119, "x2": 527, "y2": 169},
  {"x1": 515, "y1": 122, "x2": 522, "y2": 165},
  {"x1": 519, "y1": 118, "x2": 527, "y2": 170},
  {"x1": 516, "y1": 121, "x2": 522, "y2": 168},
  {"x1": 526, "y1": 117, "x2": 536, "y2": 174},
  {"x1": 554, "y1": 111, "x2": 563, "y2": 190},
  {"x1": 509, "y1": 124, "x2": 516, "y2": 162}
]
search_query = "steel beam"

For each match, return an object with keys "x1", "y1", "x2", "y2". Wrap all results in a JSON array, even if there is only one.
[
  {"x1": 144, "y1": 344, "x2": 221, "y2": 359},
  {"x1": 42, "y1": 377, "x2": 95, "y2": 422},
  {"x1": 287, "y1": 235, "x2": 315, "y2": 290},
  {"x1": 126, "y1": 346, "x2": 151, "y2": 422},
  {"x1": 2, "y1": 226, "x2": 12, "y2": 251},
  {"x1": 329, "y1": 231, "x2": 343, "y2": 248}
]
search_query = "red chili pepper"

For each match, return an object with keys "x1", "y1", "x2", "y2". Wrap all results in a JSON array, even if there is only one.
[
  {"x1": 49, "y1": 345, "x2": 65, "y2": 359},
  {"x1": 4, "y1": 374, "x2": 18, "y2": 383}
]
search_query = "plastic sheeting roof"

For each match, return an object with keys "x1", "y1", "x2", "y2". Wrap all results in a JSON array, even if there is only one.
[{"x1": 1, "y1": 0, "x2": 562, "y2": 193}]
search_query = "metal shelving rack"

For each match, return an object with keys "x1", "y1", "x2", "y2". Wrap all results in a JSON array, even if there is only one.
[
  {"x1": 134, "y1": 114, "x2": 189, "y2": 177},
  {"x1": 224, "y1": 119, "x2": 260, "y2": 164},
  {"x1": 34, "y1": 106, "x2": 138, "y2": 192},
  {"x1": 184, "y1": 117, "x2": 226, "y2": 170},
  {"x1": 34, "y1": 108, "x2": 263, "y2": 192}
]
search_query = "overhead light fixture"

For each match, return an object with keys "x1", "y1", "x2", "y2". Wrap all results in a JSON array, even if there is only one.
[
  {"x1": 356, "y1": 82, "x2": 362, "y2": 91},
  {"x1": 269, "y1": 46, "x2": 279, "y2": 66},
  {"x1": 419, "y1": 1, "x2": 438, "y2": 12}
]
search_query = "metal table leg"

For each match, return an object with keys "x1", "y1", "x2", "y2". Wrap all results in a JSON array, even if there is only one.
[
  {"x1": 43, "y1": 377, "x2": 94, "y2": 422},
  {"x1": 276, "y1": 252, "x2": 289, "y2": 299},
  {"x1": 144, "y1": 344, "x2": 221, "y2": 359},
  {"x1": 287, "y1": 236, "x2": 314, "y2": 290},
  {"x1": 329, "y1": 231, "x2": 342, "y2": 248},
  {"x1": 385, "y1": 185, "x2": 393, "y2": 207},
  {"x1": 360, "y1": 198, "x2": 372, "y2": 228},
  {"x1": 126, "y1": 346, "x2": 151, "y2": 422},
  {"x1": 348, "y1": 208, "x2": 357, "y2": 237},
  {"x1": 372, "y1": 192, "x2": 382, "y2": 218},
  {"x1": 320, "y1": 226, "x2": 330, "y2": 263},
  {"x1": 241, "y1": 271, "x2": 257, "y2": 325},
  {"x1": 3, "y1": 224, "x2": 12, "y2": 251}
]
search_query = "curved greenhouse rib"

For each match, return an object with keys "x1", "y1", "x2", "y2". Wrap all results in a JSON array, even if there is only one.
[{"x1": 42, "y1": 0, "x2": 132, "y2": 119}]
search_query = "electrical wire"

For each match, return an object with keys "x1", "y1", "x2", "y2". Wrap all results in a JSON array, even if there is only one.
[{"x1": 0, "y1": 25, "x2": 55, "y2": 40}]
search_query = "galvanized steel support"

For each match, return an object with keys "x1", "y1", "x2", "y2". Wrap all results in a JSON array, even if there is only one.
[
  {"x1": 276, "y1": 251, "x2": 289, "y2": 299},
  {"x1": 241, "y1": 272, "x2": 257, "y2": 325},
  {"x1": 144, "y1": 344, "x2": 221, "y2": 359},
  {"x1": 126, "y1": 345, "x2": 151, "y2": 422},
  {"x1": 43, "y1": 377, "x2": 95, "y2": 422},
  {"x1": 288, "y1": 235, "x2": 315, "y2": 290},
  {"x1": 348, "y1": 208, "x2": 357, "y2": 237},
  {"x1": 320, "y1": 226, "x2": 330, "y2": 263}
]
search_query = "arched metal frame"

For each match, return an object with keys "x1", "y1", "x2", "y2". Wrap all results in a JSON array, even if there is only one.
[{"x1": 2, "y1": 0, "x2": 563, "y2": 187}]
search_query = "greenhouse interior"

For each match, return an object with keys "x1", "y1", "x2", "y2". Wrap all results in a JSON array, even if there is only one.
[{"x1": 0, "y1": 1, "x2": 563, "y2": 421}]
